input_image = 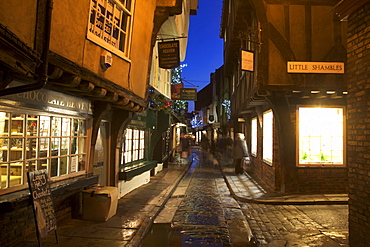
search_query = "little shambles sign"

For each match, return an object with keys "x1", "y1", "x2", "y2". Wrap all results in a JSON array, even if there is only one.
[
  {"x1": 287, "y1": 61, "x2": 344, "y2": 74},
  {"x1": 158, "y1": 41, "x2": 180, "y2": 69}
]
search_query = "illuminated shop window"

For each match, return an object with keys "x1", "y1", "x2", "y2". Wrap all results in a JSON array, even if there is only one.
[
  {"x1": 263, "y1": 110, "x2": 273, "y2": 164},
  {"x1": 298, "y1": 107, "x2": 344, "y2": 166},
  {"x1": 251, "y1": 117, "x2": 257, "y2": 156},
  {"x1": 122, "y1": 128, "x2": 145, "y2": 166},
  {"x1": 0, "y1": 112, "x2": 87, "y2": 190},
  {"x1": 88, "y1": 0, "x2": 134, "y2": 59}
]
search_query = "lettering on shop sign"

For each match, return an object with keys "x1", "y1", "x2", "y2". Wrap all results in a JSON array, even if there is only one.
[
  {"x1": 0, "y1": 81, "x2": 93, "y2": 116},
  {"x1": 180, "y1": 88, "x2": 197, "y2": 101},
  {"x1": 287, "y1": 61, "x2": 345, "y2": 74},
  {"x1": 16, "y1": 91, "x2": 90, "y2": 112},
  {"x1": 27, "y1": 170, "x2": 57, "y2": 240},
  {"x1": 158, "y1": 41, "x2": 180, "y2": 69},
  {"x1": 241, "y1": 49, "x2": 254, "y2": 72}
]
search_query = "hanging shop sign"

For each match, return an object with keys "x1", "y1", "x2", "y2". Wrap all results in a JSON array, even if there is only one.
[
  {"x1": 171, "y1": 83, "x2": 183, "y2": 100},
  {"x1": 241, "y1": 49, "x2": 254, "y2": 72},
  {"x1": 158, "y1": 41, "x2": 180, "y2": 69},
  {"x1": 287, "y1": 61, "x2": 345, "y2": 74},
  {"x1": 180, "y1": 88, "x2": 197, "y2": 101}
]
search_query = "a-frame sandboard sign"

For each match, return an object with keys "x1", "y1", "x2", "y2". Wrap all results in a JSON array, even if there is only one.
[{"x1": 27, "y1": 170, "x2": 58, "y2": 246}]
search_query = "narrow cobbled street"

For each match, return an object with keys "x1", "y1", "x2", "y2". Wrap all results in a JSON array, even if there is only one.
[
  {"x1": 141, "y1": 147, "x2": 255, "y2": 246},
  {"x1": 141, "y1": 148, "x2": 348, "y2": 247}
]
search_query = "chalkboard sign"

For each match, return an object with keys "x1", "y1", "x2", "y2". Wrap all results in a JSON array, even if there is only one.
[{"x1": 27, "y1": 170, "x2": 57, "y2": 243}]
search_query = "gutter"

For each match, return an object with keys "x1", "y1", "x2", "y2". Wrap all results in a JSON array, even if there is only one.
[{"x1": 0, "y1": 0, "x2": 53, "y2": 97}]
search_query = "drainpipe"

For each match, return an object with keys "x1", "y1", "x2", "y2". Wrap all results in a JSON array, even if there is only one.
[{"x1": 0, "y1": 0, "x2": 53, "y2": 97}]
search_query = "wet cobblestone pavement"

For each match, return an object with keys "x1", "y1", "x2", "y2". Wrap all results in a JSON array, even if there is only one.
[
  {"x1": 148, "y1": 149, "x2": 255, "y2": 246},
  {"x1": 240, "y1": 203, "x2": 348, "y2": 246},
  {"x1": 149, "y1": 149, "x2": 348, "y2": 247}
]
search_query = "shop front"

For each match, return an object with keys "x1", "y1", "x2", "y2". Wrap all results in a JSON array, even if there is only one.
[
  {"x1": 0, "y1": 82, "x2": 98, "y2": 246},
  {"x1": 117, "y1": 110, "x2": 157, "y2": 197}
]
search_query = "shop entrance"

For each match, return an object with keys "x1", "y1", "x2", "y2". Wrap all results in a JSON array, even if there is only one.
[{"x1": 93, "y1": 121, "x2": 110, "y2": 186}]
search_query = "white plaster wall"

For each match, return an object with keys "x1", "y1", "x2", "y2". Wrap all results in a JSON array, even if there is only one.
[
  {"x1": 154, "y1": 163, "x2": 164, "y2": 175},
  {"x1": 118, "y1": 171, "x2": 151, "y2": 198}
]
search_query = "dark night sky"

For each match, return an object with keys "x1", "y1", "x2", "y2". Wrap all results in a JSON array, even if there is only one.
[{"x1": 181, "y1": 0, "x2": 224, "y2": 111}]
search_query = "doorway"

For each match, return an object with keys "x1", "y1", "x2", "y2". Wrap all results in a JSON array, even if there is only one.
[{"x1": 93, "y1": 121, "x2": 110, "y2": 186}]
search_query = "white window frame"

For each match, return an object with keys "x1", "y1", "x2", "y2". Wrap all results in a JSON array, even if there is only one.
[
  {"x1": 122, "y1": 128, "x2": 145, "y2": 166},
  {"x1": 87, "y1": 0, "x2": 134, "y2": 60},
  {"x1": 263, "y1": 110, "x2": 273, "y2": 164},
  {"x1": 297, "y1": 106, "x2": 345, "y2": 167},
  {"x1": 251, "y1": 117, "x2": 257, "y2": 156}
]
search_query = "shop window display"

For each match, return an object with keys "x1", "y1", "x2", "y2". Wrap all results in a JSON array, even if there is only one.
[
  {"x1": 298, "y1": 107, "x2": 344, "y2": 166},
  {"x1": 0, "y1": 112, "x2": 87, "y2": 190}
]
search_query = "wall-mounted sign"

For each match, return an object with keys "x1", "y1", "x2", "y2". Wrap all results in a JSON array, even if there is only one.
[
  {"x1": 180, "y1": 88, "x2": 197, "y2": 101},
  {"x1": 287, "y1": 61, "x2": 345, "y2": 74},
  {"x1": 241, "y1": 49, "x2": 254, "y2": 72},
  {"x1": 0, "y1": 81, "x2": 93, "y2": 117},
  {"x1": 158, "y1": 41, "x2": 180, "y2": 69}
]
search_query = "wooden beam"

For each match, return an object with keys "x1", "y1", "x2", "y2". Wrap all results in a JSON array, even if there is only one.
[{"x1": 50, "y1": 74, "x2": 81, "y2": 87}]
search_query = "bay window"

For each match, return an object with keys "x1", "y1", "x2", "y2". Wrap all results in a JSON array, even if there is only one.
[{"x1": 0, "y1": 112, "x2": 87, "y2": 190}]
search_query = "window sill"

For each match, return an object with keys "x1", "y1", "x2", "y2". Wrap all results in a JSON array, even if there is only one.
[
  {"x1": 119, "y1": 161, "x2": 157, "y2": 181},
  {"x1": 0, "y1": 173, "x2": 98, "y2": 213}
]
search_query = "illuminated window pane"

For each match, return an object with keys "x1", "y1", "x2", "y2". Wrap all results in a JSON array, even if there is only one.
[
  {"x1": 40, "y1": 116, "x2": 50, "y2": 136},
  {"x1": 298, "y1": 107, "x2": 344, "y2": 165},
  {"x1": 11, "y1": 114, "x2": 24, "y2": 136},
  {"x1": 0, "y1": 138, "x2": 9, "y2": 162},
  {"x1": 26, "y1": 138, "x2": 37, "y2": 159},
  {"x1": 0, "y1": 112, "x2": 9, "y2": 136},
  {"x1": 60, "y1": 156, "x2": 68, "y2": 175},
  {"x1": 62, "y1": 118, "x2": 71, "y2": 136},
  {"x1": 0, "y1": 163, "x2": 8, "y2": 188},
  {"x1": 263, "y1": 110, "x2": 273, "y2": 163},
  {"x1": 10, "y1": 138, "x2": 23, "y2": 161},
  {"x1": 9, "y1": 162, "x2": 22, "y2": 186},
  {"x1": 51, "y1": 117, "x2": 61, "y2": 136},
  {"x1": 251, "y1": 117, "x2": 257, "y2": 156},
  {"x1": 27, "y1": 115, "x2": 38, "y2": 136}
]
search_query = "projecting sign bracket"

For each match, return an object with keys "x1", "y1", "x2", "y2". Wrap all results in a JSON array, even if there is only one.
[{"x1": 156, "y1": 36, "x2": 188, "y2": 42}]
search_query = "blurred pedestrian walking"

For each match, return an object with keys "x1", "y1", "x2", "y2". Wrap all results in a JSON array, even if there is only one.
[
  {"x1": 233, "y1": 133, "x2": 249, "y2": 174},
  {"x1": 180, "y1": 134, "x2": 190, "y2": 159}
]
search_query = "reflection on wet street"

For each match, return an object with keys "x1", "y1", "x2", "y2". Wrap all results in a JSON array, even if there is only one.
[{"x1": 140, "y1": 148, "x2": 256, "y2": 246}]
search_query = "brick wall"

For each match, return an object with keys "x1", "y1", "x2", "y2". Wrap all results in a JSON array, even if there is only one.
[
  {"x1": 0, "y1": 175, "x2": 97, "y2": 247},
  {"x1": 0, "y1": 193, "x2": 78, "y2": 247},
  {"x1": 346, "y1": 4, "x2": 370, "y2": 246}
]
